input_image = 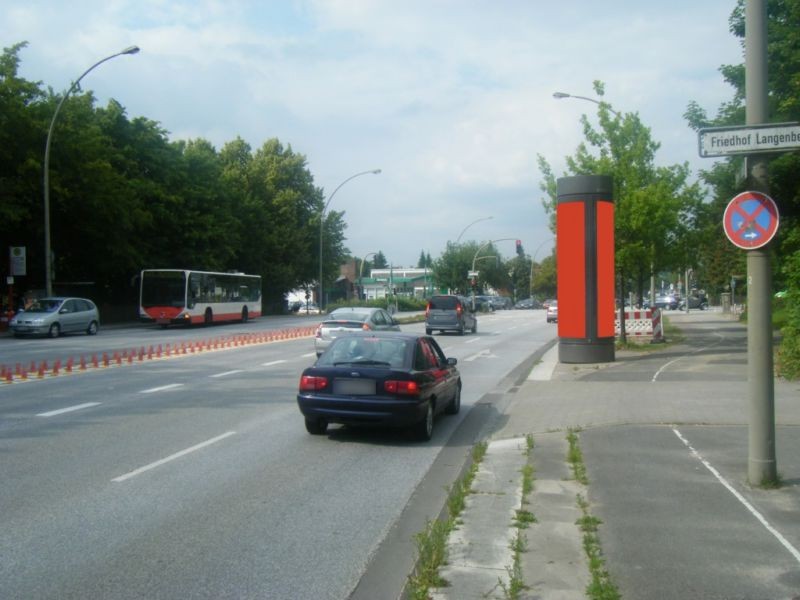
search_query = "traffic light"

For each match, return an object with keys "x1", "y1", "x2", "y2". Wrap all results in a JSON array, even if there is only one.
[{"x1": 515, "y1": 239, "x2": 524, "y2": 257}]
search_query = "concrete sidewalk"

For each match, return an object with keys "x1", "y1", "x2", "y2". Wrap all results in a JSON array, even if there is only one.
[{"x1": 430, "y1": 311, "x2": 800, "y2": 599}]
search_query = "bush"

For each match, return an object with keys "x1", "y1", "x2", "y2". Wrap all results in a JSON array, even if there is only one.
[
  {"x1": 776, "y1": 292, "x2": 800, "y2": 380},
  {"x1": 324, "y1": 296, "x2": 427, "y2": 314}
]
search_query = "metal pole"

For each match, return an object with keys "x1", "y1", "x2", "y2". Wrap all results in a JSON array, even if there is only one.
[
  {"x1": 44, "y1": 46, "x2": 139, "y2": 296},
  {"x1": 745, "y1": 0, "x2": 777, "y2": 486},
  {"x1": 456, "y1": 216, "x2": 493, "y2": 244},
  {"x1": 319, "y1": 169, "x2": 380, "y2": 311}
]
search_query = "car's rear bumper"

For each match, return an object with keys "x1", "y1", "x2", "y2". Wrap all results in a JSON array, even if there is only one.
[{"x1": 297, "y1": 394, "x2": 428, "y2": 426}]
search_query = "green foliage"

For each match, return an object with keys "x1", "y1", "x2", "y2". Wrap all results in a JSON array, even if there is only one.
[
  {"x1": 0, "y1": 43, "x2": 337, "y2": 311},
  {"x1": 685, "y1": 0, "x2": 800, "y2": 379},
  {"x1": 539, "y1": 80, "x2": 703, "y2": 301}
]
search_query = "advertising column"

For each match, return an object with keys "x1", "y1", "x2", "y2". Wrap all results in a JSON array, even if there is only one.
[{"x1": 556, "y1": 176, "x2": 615, "y2": 363}]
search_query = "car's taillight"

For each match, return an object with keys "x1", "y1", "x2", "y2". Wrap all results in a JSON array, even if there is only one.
[
  {"x1": 299, "y1": 375, "x2": 328, "y2": 391},
  {"x1": 384, "y1": 380, "x2": 420, "y2": 396},
  {"x1": 425, "y1": 302, "x2": 431, "y2": 318},
  {"x1": 315, "y1": 324, "x2": 322, "y2": 339},
  {"x1": 456, "y1": 303, "x2": 463, "y2": 316},
  {"x1": 362, "y1": 323, "x2": 372, "y2": 331}
]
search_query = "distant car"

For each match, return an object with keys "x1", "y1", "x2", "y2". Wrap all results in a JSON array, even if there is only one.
[
  {"x1": 679, "y1": 295, "x2": 709, "y2": 310},
  {"x1": 297, "y1": 332, "x2": 461, "y2": 440},
  {"x1": 514, "y1": 298, "x2": 540, "y2": 310},
  {"x1": 298, "y1": 302, "x2": 322, "y2": 315},
  {"x1": 542, "y1": 298, "x2": 557, "y2": 310},
  {"x1": 546, "y1": 301, "x2": 558, "y2": 323},
  {"x1": 10, "y1": 297, "x2": 100, "y2": 338},
  {"x1": 425, "y1": 294, "x2": 477, "y2": 335},
  {"x1": 314, "y1": 306, "x2": 400, "y2": 356},
  {"x1": 653, "y1": 295, "x2": 679, "y2": 310}
]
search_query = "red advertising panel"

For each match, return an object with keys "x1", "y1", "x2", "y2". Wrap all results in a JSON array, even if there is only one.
[
  {"x1": 596, "y1": 200, "x2": 615, "y2": 337},
  {"x1": 557, "y1": 201, "x2": 586, "y2": 339}
]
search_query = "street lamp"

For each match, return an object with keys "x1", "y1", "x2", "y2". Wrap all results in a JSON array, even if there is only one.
[
  {"x1": 552, "y1": 91, "x2": 621, "y2": 118},
  {"x1": 455, "y1": 216, "x2": 493, "y2": 244},
  {"x1": 471, "y1": 237, "x2": 517, "y2": 310},
  {"x1": 43, "y1": 45, "x2": 140, "y2": 296},
  {"x1": 319, "y1": 169, "x2": 381, "y2": 310},
  {"x1": 358, "y1": 251, "x2": 377, "y2": 301}
]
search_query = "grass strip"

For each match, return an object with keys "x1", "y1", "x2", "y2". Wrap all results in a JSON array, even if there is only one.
[
  {"x1": 567, "y1": 430, "x2": 621, "y2": 600},
  {"x1": 407, "y1": 441, "x2": 487, "y2": 599}
]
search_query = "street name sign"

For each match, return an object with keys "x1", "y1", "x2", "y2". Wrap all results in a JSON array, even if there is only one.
[
  {"x1": 698, "y1": 122, "x2": 800, "y2": 157},
  {"x1": 723, "y1": 191, "x2": 779, "y2": 250}
]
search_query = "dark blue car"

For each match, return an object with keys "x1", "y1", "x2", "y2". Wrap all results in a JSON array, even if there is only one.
[{"x1": 296, "y1": 332, "x2": 461, "y2": 441}]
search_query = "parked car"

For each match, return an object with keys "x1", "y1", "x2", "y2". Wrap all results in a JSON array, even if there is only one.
[
  {"x1": 653, "y1": 295, "x2": 679, "y2": 310},
  {"x1": 546, "y1": 300, "x2": 558, "y2": 323},
  {"x1": 297, "y1": 332, "x2": 461, "y2": 440},
  {"x1": 679, "y1": 295, "x2": 709, "y2": 310},
  {"x1": 10, "y1": 297, "x2": 100, "y2": 338},
  {"x1": 314, "y1": 306, "x2": 400, "y2": 356},
  {"x1": 425, "y1": 294, "x2": 477, "y2": 335},
  {"x1": 298, "y1": 302, "x2": 321, "y2": 315},
  {"x1": 514, "y1": 298, "x2": 541, "y2": 310}
]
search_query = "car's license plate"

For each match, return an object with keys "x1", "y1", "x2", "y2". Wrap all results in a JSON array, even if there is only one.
[{"x1": 333, "y1": 379, "x2": 376, "y2": 395}]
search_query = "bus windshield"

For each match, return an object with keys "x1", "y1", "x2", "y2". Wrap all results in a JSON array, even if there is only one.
[{"x1": 141, "y1": 271, "x2": 187, "y2": 308}]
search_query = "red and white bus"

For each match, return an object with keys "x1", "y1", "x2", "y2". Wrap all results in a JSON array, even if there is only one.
[{"x1": 139, "y1": 269, "x2": 262, "y2": 327}]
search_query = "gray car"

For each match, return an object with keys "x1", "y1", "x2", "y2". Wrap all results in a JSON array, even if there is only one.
[
  {"x1": 425, "y1": 294, "x2": 477, "y2": 335},
  {"x1": 314, "y1": 307, "x2": 400, "y2": 356},
  {"x1": 10, "y1": 297, "x2": 100, "y2": 338}
]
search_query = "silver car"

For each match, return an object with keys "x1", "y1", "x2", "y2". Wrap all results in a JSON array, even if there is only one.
[
  {"x1": 314, "y1": 307, "x2": 400, "y2": 356},
  {"x1": 10, "y1": 297, "x2": 100, "y2": 338}
]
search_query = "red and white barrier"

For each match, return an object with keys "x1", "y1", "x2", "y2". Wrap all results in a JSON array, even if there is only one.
[{"x1": 615, "y1": 309, "x2": 663, "y2": 343}]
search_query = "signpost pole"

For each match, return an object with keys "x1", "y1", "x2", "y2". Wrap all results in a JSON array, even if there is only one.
[{"x1": 745, "y1": 0, "x2": 777, "y2": 486}]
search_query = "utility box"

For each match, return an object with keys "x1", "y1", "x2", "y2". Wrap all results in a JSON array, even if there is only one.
[{"x1": 556, "y1": 175, "x2": 616, "y2": 363}]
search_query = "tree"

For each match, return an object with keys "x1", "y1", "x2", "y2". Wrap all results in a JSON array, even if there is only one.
[
  {"x1": 685, "y1": 0, "x2": 800, "y2": 376},
  {"x1": 539, "y1": 80, "x2": 703, "y2": 303},
  {"x1": 372, "y1": 251, "x2": 388, "y2": 269},
  {"x1": 417, "y1": 250, "x2": 433, "y2": 268}
]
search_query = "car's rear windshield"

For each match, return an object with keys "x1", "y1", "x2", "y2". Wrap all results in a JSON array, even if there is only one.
[
  {"x1": 428, "y1": 296, "x2": 460, "y2": 310},
  {"x1": 327, "y1": 311, "x2": 368, "y2": 323},
  {"x1": 316, "y1": 337, "x2": 410, "y2": 368}
]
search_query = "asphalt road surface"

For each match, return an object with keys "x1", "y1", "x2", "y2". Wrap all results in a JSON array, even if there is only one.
[{"x1": 0, "y1": 309, "x2": 554, "y2": 599}]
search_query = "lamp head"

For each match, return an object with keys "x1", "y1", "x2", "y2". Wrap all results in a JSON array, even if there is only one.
[
  {"x1": 552, "y1": 92, "x2": 570, "y2": 99},
  {"x1": 122, "y1": 46, "x2": 141, "y2": 55},
  {"x1": 371, "y1": 169, "x2": 382, "y2": 174}
]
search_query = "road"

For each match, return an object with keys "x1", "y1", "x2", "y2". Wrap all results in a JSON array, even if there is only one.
[{"x1": 0, "y1": 309, "x2": 554, "y2": 599}]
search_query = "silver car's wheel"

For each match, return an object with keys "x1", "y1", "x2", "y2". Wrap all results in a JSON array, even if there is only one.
[
  {"x1": 86, "y1": 321, "x2": 98, "y2": 335},
  {"x1": 48, "y1": 323, "x2": 60, "y2": 338}
]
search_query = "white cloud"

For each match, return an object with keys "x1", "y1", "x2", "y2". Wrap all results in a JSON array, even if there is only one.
[{"x1": 4, "y1": 0, "x2": 743, "y2": 266}]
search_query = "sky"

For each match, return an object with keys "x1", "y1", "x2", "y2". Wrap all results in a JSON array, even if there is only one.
[{"x1": 5, "y1": 1, "x2": 744, "y2": 268}]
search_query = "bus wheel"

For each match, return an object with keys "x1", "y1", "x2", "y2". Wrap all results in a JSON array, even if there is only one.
[
  {"x1": 241, "y1": 307, "x2": 249, "y2": 323},
  {"x1": 204, "y1": 308, "x2": 213, "y2": 325}
]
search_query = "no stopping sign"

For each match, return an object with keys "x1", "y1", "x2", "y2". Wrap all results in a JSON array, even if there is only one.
[{"x1": 723, "y1": 191, "x2": 780, "y2": 250}]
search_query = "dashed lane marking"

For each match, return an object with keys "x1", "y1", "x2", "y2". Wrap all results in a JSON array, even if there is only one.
[{"x1": 37, "y1": 402, "x2": 102, "y2": 417}]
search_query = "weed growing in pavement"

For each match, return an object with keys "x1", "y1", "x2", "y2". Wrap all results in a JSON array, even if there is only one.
[
  {"x1": 758, "y1": 472, "x2": 784, "y2": 489},
  {"x1": 407, "y1": 441, "x2": 488, "y2": 599},
  {"x1": 569, "y1": 430, "x2": 620, "y2": 600},
  {"x1": 566, "y1": 429, "x2": 588, "y2": 485},
  {"x1": 521, "y1": 463, "x2": 534, "y2": 497},
  {"x1": 498, "y1": 530, "x2": 526, "y2": 600},
  {"x1": 577, "y1": 494, "x2": 620, "y2": 600}
]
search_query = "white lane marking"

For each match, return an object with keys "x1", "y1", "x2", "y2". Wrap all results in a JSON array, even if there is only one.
[
  {"x1": 301, "y1": 352, "x2": 317, "y2": 358},
  {"x1": 37, "y1": 402, "x2": 101, "y2": 417},
  {"x1": 209, "y1": 370, "x2": 245, "y2": 378},
  {"x1": 262, "y1": 360, "x2": 288, "y2": 367},
  {"x1": 465, "y1": 337, "x2": 481, "y2": 344},
  {"x1": 464, "y1": 349, "x2": 497, "y2": 362},
  {"x1": 673, "y1": 428, "x2": 800, "y2": 565},
  {"x1": 112, "y1": 431, "x2": 237, "y2": 483},
  {"x1": 652, "y1": 333, "x2": 725, "y2": 382},
  {"x1": 140, "y1": 383, "x2": 184, "y2": 394}
]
